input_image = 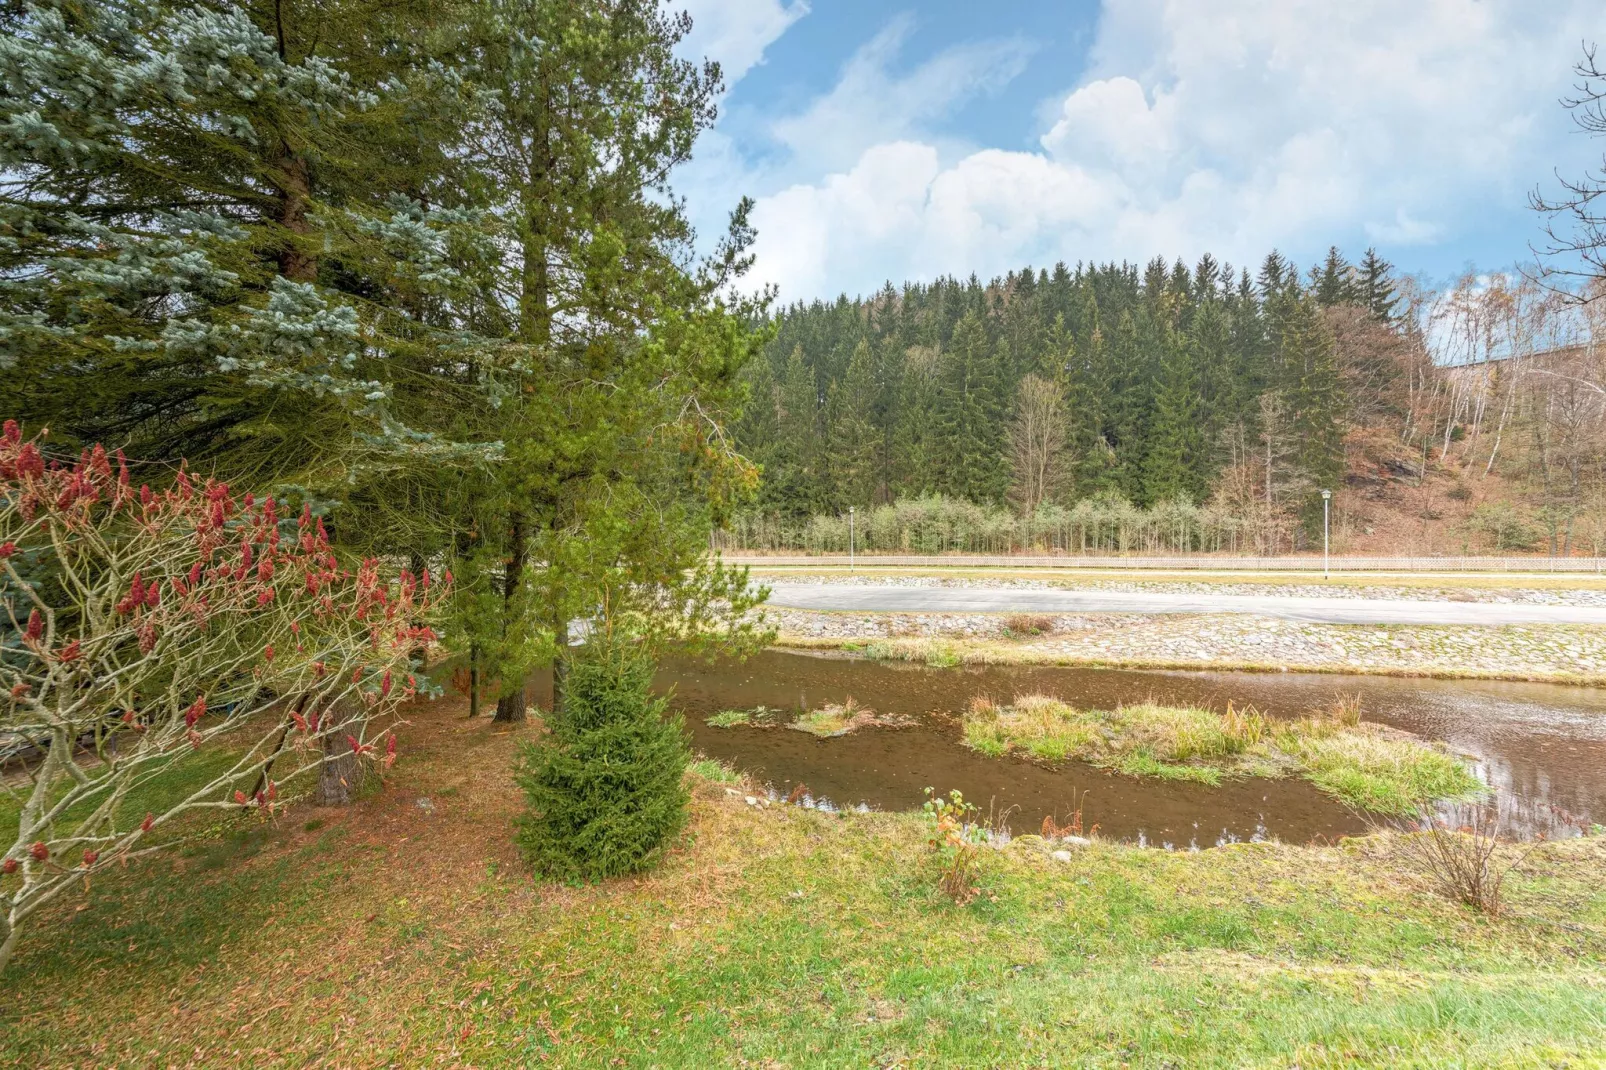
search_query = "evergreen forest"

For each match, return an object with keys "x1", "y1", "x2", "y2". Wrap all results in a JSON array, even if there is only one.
[{"x1": 730, "y1": 248, "x2": 1408, "y2": 552}]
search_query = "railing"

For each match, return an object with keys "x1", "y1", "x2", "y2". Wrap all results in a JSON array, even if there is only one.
[{"x1": 719, "y1": 553, "x2": 1606, "y2": 573}]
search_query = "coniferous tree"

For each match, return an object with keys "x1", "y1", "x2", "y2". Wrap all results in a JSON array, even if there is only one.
[
  {"x1": 891, "y1": 346, "x2": 942, "y2": 496},
  {"x1": 436, "y1": 0, "x2": 768, "y2": 721},
  {"x1": 826, "y1": 340, "x2": 881, "y2": 506},
  {"x1": 1281, "y1": 295, "x2": 1346, "y2": 534},
  {"x1": 1142, "y1": 326, "x2": 1206, "y2": 503},
  {"x1": 771, "y1": 346, "x2": 822, "y2": 515},
  {"x1": 1356, "y1": 248, "x2": 1401, "y2": 323},
  {"x1": 935, "y1": 311, "x2": 1008, "y2": 502},
  {"x1": 1190, "y1": 298, "x2": 1235, "y2": 458},
  {"x1": 734, "y1": 354, "x2": 780, "y2": 501},
  {"x1": 0, "y1": 0, "x2": 461, "y2": 479},
  {"x1": 1314, "y1": 246, "x2": 1356, "y2": 307},
  {"x1": 513, "y1": 639, "x2": 690, "y2": 882},
  {"x1": 1108, "y1": 310, "x2": 1154, "y2": 501}
]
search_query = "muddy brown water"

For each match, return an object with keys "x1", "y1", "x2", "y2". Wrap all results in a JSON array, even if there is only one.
[{"x1": 645, "y1": 650, "x2": 1606, "y2": 847}]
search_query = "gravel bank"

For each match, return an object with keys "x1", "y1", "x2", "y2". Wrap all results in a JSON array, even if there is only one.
[{"x1": 768, "y1": 608, "x2": 1606, "y2": 683}]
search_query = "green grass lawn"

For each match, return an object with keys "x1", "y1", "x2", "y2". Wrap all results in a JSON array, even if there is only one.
[{"x1": 2, "y1": 702, "x2": 1603, "y2": 1068}]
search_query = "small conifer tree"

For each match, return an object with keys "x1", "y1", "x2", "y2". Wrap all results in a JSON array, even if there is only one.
[{"x1": 514, "y1": 641, "x2": 690, "y2": 882}]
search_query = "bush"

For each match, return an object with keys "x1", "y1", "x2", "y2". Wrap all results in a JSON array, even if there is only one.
[
  {"x1": 1002, "y1": 613, "x2": 1054, "y2": 637},
  {"x1": 514, "y1": 642, "x2": 690, "y2": 882},
  {"x1": 1465, "y1": 501, "x2": 1539, "y2": 551},
  {"x1": 1385, "y1": 803, "x2": 1536, "y2": 915},
  {"x1": 922, "y1": 789, "x2": 987, "y2": 903},
  {"x1": 0, "y1": 425, "x2": 438, "y2": 973}
]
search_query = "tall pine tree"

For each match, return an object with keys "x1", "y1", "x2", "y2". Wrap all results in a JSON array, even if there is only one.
[{"x1": 935, "y1": 311, "x2": 1008, "y2": 503}]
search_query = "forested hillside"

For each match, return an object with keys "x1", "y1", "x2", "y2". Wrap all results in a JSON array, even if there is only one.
[
  {"x1": 727, "y1": 252, "x2": 1606, "y2": 557},
  {"x1": 731, "y1": 249, "x2": 1413, "y2": 552}
]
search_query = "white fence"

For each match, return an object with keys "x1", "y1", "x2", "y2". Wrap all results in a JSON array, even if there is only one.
[{"x1": 721, "y1": 553, "x2": 1606, "y2": 573}]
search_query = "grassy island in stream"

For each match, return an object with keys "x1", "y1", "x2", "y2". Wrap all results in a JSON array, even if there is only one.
[
  {"x1": 708, "y1": 699, "x2": 914, "y2": 737},
  {"x1": 962, "y1": 696, "x2": 1484, "y2": 814}
]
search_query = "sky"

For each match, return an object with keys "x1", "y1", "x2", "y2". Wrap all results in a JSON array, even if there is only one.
[{"x1": 672, "y1": 0, "x2": 1606, "y2": 306}]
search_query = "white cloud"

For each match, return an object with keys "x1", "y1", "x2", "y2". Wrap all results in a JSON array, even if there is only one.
[
  {"x1": 674, "y1": 0, "x2": 808, "y2": 88},
  {"x1": 770, "y1": 16, "x2": 1034, "y2": 173},
  {"x1": 752, "y1": 143, "x2": 944, "y2": 299},
  {"x1": 740, "y1": 0, "x2": 1606, "y2": 302}
]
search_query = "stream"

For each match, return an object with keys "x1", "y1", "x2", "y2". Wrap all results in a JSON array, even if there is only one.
[{"x1": 647, "y1": 650, "x2": 1606, "y2": 847}]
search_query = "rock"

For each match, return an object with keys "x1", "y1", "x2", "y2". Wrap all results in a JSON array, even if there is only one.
[
  {"x1": 414, "y1": 797, "x2": 435, "y2": 814},
  {"x1": 1051, "y1": 850, "x2": 1074, "y2": 862},
  {"x1": 744, "y1": 795, "x2": 758, "y2": 806}
]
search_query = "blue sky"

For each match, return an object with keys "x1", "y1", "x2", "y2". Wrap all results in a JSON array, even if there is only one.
[{"x1": 675, "y1": 0, "x2": 1606, "y2": 305}]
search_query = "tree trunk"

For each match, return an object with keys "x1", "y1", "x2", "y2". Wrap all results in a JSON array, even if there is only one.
[
  {"x1": 408, "y1": 551, "x2": 428, "y2": 669},
  {"x1": 274, "y1": 147, "x2": 316, "y2": 283},
  {"x1": 551, "y1": 616, "x2": 570, "y2": 718},
  {"x1": 468, "y1": 643, "x2": 481, "y2": 719},
  {"x1": 494, "y1": 513, "x2": 528, "y2": 723},
  {"x1": 252, "y1": 693, "x2": 308, "y2": 799},
  {"x1": 317, "y1": 705, "x2": 364, "y2": 807},
  {"x1": 0, "y1": 910, "x2": 16, "y2": 976}
]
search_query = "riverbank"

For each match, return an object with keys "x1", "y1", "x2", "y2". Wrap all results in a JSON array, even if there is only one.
[
  {"x1": 770, "y1": 610, "x2": 1606, "y2": 685},
  {"x1": 3, "y1": 697, "x2": 1604, "y2": 1067}
]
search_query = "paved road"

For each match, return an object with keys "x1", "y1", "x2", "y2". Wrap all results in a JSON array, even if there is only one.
[{"x1": 763, "y1": 583, "x2": 1606, "y2": 626}]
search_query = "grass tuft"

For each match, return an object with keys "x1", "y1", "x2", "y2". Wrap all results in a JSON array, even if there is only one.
[
  {"x1": 707, "y1": 708, "x2": 753, "y2": 728},
  {"x1": 789, "y1": 697, "x2": 903, "y2": 738},
  {"x1": 687, "y1": 757, "x2": 743, "y2": 785},
  {"x1": 1003, "y1": 613, "x2": 1055, "y2": 637}
]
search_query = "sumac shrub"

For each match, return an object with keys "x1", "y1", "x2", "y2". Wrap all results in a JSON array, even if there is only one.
[
  {"x1": 514, "y1": 641, "x2": 690, "y2": 882},
  {"x1": 0, "y1": 424, "x2": 442, "y2": 971}
]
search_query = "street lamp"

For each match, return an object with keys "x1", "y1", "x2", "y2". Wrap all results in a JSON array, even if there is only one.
[
  {"x1": 1320, "y1": 489, "x2": 1332, "y2": 579},
  {"x1": 849, "y1": 506, "x2": 855, "y2": 573}
]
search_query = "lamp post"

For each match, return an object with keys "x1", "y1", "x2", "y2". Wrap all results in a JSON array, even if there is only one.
[
  {"x1": 1320, "y1": 489, "x2": 1332, "y2": 579},
  {"x1": 849, "y1": 506, "x2": 855, "y2": 573}
]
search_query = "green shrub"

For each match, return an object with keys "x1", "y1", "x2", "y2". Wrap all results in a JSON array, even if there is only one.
[
  {"x1": 514, "y1": 642, "x2": 690, "y2": 882},
  {"x1": 1465, "y1": 501, "x2": 1539, "y2": 551}
]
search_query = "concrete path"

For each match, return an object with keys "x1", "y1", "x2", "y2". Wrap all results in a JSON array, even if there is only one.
[{"x1": 763, "y1": 583, "x2": 1606, "y2": 626}]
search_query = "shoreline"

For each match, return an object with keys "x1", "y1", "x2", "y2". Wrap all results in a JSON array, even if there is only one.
[{"x1": 770, "y1": 630, "x2": 1606, "y2": 688}]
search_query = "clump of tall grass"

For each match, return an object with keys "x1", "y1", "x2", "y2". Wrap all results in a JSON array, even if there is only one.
[
  {"x1": 707, "y1": 709, "x2": 754, "y2": 728},
  {"x1": 1330, "y1": 693, "x2": 1363, "y2": 727},
  {"x1": 1003, "y1": 613, "x2": 1055, "y2": 637},
  {"x1": 687, "y1": 757, "x2": 743, "y2": 785},
  {"x1": 850, "y1": 638, "x2": 963, "y2": 668},
  {"x1": 1284, "y1": 730, "x2": 1485, "y2": 814},
  {"x1": 790, "y1": 697, "x2": 910, "y2": 738},
  {"x1": 962, "y1": 694, "x2": 1099, "y2": 761},
  {"x1": 1110, "y1": 702, "x2": 1266, "y2": 762}
]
